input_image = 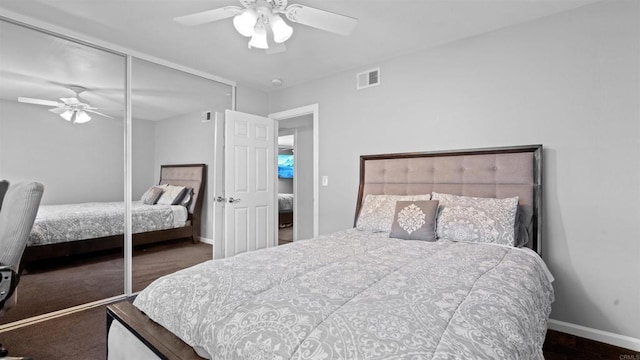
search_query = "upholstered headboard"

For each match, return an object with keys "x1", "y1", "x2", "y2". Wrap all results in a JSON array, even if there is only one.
[
  {"x1": 355, "y1": 145, "x2": 542, "y2": 253},
  {"x1": 159, "y1": 164, "x2": 206, "y2": 216}
]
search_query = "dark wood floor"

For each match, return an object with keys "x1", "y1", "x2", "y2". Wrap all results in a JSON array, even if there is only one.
[
  {"x1": 1, "y1": 239, "x2": 212, "y2": 324},
  {"x1": 279, "y1": 224, "x2": 294, "y2": 245},
  {"x1": 543, "y1": 329, "x2": 639, "y2": 359}
]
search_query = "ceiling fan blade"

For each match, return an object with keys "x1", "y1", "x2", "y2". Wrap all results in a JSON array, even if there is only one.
[
  {"x1": 60, "y1": 97, "x2": 81, "y2": 105},
  {"x1": 18, "y1": 97, "x2": 61, "y2": 107},
  {"x1": 174, "y1": 6, "x2": 243, "y2": 26},
  {"x1": 85, "y1": 109, "x2": 114, "y2": 119},
  {"x1": 48, "y1": 107, "x2": 67, "y2": 115},
  {"x1": 284, "y1": 4, "x2": 358, "y2": 36}
]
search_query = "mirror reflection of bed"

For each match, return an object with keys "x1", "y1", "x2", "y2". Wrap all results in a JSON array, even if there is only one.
[{"x1": 278, "y1": 138, "x2": 295, "y2": 245}]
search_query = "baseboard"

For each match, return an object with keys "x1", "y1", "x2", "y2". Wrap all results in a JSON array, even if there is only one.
[
  {"x1": 548, "y1": 319, "x2": 640, "y2": 351},
  {"x1": 198, "y1": 236, "x2": 214, "y2": 245}
]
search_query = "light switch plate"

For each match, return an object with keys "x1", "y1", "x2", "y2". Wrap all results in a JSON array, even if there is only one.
[{"x1": 322, "y1": 176, "x2": 329, "y2": 186}]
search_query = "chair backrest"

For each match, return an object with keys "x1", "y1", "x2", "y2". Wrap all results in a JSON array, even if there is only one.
[
  {"x1": 0, "y1": 180, "x2": 9, "y2": 211},
  {"x1": 0, "y1": 182, "x2": 44, "y2": 271}
]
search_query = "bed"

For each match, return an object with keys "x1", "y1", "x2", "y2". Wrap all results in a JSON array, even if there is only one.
[
  {"x1": 106, "y1": 145, "x2": 553, "y2": 360},
  {"x1": 278, "y1": 193, "x2": 294, "y2": 227},
  {"x1": 22, "y1": 164, "x2": 206, "y2": 263}
]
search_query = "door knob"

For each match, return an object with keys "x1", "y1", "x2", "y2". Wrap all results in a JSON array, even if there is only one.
[
  {"x1": 227, "y1": 197, "x2": 241, "y2": 203},
  {"x1": 215, "y1": 196, "x2": 226, "y2": 203}
]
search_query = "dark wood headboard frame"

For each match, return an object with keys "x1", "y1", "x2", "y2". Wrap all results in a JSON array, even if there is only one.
[{"x1": 354, "y1": 145, "x2": 543, "y2": 253}]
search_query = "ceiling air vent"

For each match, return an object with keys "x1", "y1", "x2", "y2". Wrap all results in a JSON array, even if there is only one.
[{"x1": 357, "y1": 68, "x2": 380, "y2": 90}]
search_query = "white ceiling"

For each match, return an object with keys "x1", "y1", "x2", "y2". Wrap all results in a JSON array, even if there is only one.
[
  {"x1": 0, "y1": 19, "x2": 232, "y2": 121},
  {"x1": 0, "y1": 0, "x2": 600, "y2": 93}
]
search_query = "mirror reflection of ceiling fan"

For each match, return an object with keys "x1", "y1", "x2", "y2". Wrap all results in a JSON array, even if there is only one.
[
  {"x1": 18, "y1": 85, "x2": 113, "y2": 124},
  {"x1": 174, "y1": 0, "x2": 358, "y2": 54}
]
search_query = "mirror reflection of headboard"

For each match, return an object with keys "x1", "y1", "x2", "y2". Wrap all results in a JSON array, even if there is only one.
[
  {"x1": 159, "y1": 164, "x2": 205, "y2": 215},
  {"x1": 355, "y1": 145, "x2": 542, "y2": 253},
  {"x1": 159, "y1": 164, "x2": 206, "y2": 240}
]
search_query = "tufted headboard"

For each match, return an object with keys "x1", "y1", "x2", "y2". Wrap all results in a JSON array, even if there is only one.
[
  {"x1": 355, "y1": 145, "x2": 542, "y2": 253},
  {"x1": 159, "y1": 164, "x2": 206, "y2": 216}
]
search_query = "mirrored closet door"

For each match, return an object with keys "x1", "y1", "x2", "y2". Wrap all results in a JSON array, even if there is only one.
[
  {"x1": 0, "y1": 19, "x2": 126, "y2": 323},
  {"x1": 130, "y1": 58, "x2": 232, "y2": 292}
]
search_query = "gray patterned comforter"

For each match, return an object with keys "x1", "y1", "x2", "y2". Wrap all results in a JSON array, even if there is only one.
[
  {"x1": 134, "y1": 229, "x2": 554, "y2": 359},
  {"x1": 29, "y1": 201, "x2": 187, "y2": 247}
]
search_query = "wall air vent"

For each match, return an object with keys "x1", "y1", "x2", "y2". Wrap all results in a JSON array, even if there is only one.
[
  {"x1": 201, "y1": 111, "x2": 212, "y2": 123},
  {"x1": 356, "y1": 68, "x2": 380, "y2": 90}
]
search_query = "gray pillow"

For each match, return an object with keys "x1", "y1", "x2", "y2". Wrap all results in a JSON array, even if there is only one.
[
  {"x1": 141, "y1": 186, "x2": 164, "y2": 205},
  {"x1": 389, "y1": 200, "x2": 439, "y2": 241},
  {"x1": 180, "y1": 188, "x2": 194, "y2": 209}
]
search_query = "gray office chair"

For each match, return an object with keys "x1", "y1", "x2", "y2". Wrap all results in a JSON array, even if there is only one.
[
  {"x1": 0, "y1": 180, "x2": 8, "y2": 211},
  {"x1": 0, "y1": 181, "x2": 44, "y2": 360}
]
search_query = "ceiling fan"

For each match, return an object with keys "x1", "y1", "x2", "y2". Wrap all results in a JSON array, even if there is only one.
[
  {"x1": 18, "y1": 86, "x2": 113, "y2": 124},
  {"x1": 174, "y1": 0, "x2": 358, "y2": 53}
]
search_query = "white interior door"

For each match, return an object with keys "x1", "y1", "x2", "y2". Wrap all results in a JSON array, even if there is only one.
[{"x1": 224, "y1": 110, "x2": 275, "y2": 257}]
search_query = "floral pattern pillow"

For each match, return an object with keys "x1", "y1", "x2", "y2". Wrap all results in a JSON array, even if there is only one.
[
  {"x1": 356, "y1": 194, "x2": 431, "y2": 232},
  {"x1": 432, "y1": 192, "x2": 519, "y2": 246},
  {"x1": 389, "y1": 200, "x2": 439, "y2": 241}
]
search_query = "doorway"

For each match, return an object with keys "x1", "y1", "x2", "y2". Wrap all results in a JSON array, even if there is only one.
[
  {"x1": 277, "y1": 134, "x2": 295, "y2": 244},
  {"x1": 270, "y1": 104, "x2": 319, "y2": 244}
]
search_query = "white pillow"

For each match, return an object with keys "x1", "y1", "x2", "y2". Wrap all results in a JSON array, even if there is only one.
[
  {"x1": 432, "y1": 192, "x2": 519, "y2": 246},
  {"x1": 356, "y1": 194, "x2": 432, "y2": 233},
  {"x1": 156, "y1": 184, "x2": 187, "y2": 205}
]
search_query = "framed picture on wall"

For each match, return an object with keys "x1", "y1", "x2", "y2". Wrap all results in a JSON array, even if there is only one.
[{"x1": 278, "y1": 154, "x2": 294, "y2": 178}]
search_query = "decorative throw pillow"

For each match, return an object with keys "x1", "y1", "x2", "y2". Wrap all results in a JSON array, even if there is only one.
[
  {"x1": 356, "y1": 194, "x2": 432, "y2": 233},
  {"x1": 432, "y1": 192, "x2": 519, "y2": 246},
  {"x1": 180, "y1": 188, "x2": 194, "y2": 209},
  {"x1": 156, "y1": 184, "x2": 188, "y2": 205},
  {"x1": 389, "y1": 200, "x2": 439, "y2": 241},
  {"x1": 140, "y1": 186, "x2": 164, "y2": 205}
]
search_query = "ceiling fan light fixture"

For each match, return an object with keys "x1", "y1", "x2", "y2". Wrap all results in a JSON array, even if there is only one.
[
  {"x1": 248, "y1": 25, "x2": 269, "y2": 49},
  {"x1": 60, "y1": 109, "x2": 74, "y2": 122},
  {"x1": 233, "y1": 8, "x2": 258, "y2": 37},
  {"x1": 74, "y1": 110, "x2": 91, "y2": 124},
  {"x1": 270, "y1": 14, "x2": 293, "y2": 43}
]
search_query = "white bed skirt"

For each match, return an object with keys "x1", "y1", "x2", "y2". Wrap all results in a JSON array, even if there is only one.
[{"x1": 108, "y1": 320, "x2": 162, "y2": 360}]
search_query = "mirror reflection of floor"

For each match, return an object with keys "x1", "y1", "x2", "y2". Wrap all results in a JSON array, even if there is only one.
[
  {"x1": 278, "y1": 225, "x2": 293, "y2": 245},
  {"x1": 2, "y1": 239, "x2": 211, "y2": 324}
]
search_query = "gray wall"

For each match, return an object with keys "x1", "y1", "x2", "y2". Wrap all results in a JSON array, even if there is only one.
[
  {"x1": 0, "y1": 99, "x2": 124, "y2": 205},
  {"x1": 268, "y1": 0, "x2": 640, "y2": 342},
  {"x1": 277, "y1": 177, "x2": 294, "y2": 193},
  {"x1": 291, "y1": 119, "x2": 314, "y2": 240},
  {"x1": 153, "y1": 111, "x2": 215, "y2": 240},
  {"x1": 132, "y1": 118, "x2": 156, "y2": 199}
]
